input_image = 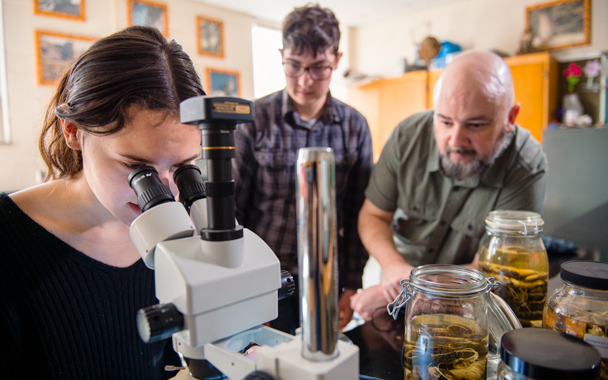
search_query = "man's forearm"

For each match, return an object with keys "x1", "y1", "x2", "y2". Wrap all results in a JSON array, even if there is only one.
[{"x1": 358, "y1": 213, "x2": 405, "y2": 270}]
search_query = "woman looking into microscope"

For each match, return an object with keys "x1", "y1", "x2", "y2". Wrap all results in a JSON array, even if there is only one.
[{"x1": 0, "y1": 26, "x2": 205, "y2": 379}]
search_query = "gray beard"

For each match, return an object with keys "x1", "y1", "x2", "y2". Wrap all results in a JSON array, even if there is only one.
[{"x1": 440, "y1": 128, "x2": 508, "y2": 180}]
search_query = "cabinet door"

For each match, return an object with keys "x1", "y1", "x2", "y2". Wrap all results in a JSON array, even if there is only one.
[
  {"x1": 506, "y1": 53, "x2": 558, "y2": 144},
  {"x1": 347, "y1": 82, "x2": 381, "y2": 159},
  {"x1": 510, "y1": 64, "x2": 547, "y2": 143},
  {"x1": 348, "y1": 71, "x2": 429, "y2": 161},
  {"x1": 426, "y1": 70, "x2": 443, "y2": 109},
  {"x1": 378, "y1": 71, "x2": 428, "y2": 157}
]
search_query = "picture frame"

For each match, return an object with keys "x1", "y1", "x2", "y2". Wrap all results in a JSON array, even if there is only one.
[
  {"x1": 35, "y1": 30, "x2": 96, "y2": 85},
  {"x1": 205, "y1": 68, "x2": 240, "y2": 97},
  {"x1": 197, "y1": 16, "x2": 224, "y2": 58},
  {"x1": 128, "y1": 0, "x2": 168, "y2": 36},
  {"x1": 34, "y1": 0, "x2": 86, "y2": 21},
  {"x1": 526, "y1": 0, "x2": 590, "y2": 51}
]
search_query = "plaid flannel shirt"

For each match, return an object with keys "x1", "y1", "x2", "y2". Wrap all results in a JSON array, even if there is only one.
[{"x1": 233, "y1": 90, "x2": 373, "y2": 290}]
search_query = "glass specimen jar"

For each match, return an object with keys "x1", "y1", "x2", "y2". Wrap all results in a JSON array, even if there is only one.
[
  {"x1": 543, "y1": 260, "x2": 608, "y2": 380},
  {"x1": 479, "y1": 210, "x2": 549, "y2": 327},
  {"x1": 387, "y1": 264, "x2": 521, "y2": 380}
]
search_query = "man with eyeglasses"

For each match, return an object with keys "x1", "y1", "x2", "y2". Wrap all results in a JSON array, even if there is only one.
[{"x1": 234, "y1": 4, "x2": 373, "y2": 334}]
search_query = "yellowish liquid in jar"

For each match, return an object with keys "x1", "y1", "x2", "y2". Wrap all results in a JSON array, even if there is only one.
[
  {"x1": 403, "y1": 314, "x2": 488, "y2": 380},
  {"x1": 544, "y1": 304, "x2": 608, "y2": 380},
  {"x1": 479, "y1": 246, "x2": 548, "y2": 327}
]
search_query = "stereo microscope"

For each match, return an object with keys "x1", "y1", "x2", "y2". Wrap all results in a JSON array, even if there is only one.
[{"x1": 128, "y1": 96, "x2": 358, "y2": 380}]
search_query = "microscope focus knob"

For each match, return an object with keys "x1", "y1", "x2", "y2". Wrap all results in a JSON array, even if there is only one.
[
  {"x1": 278, "y1": 270, "x2": 296, "y2": 300},
  {"x1": 136, "y1": 303, "x2": 184, "y2": 343}
]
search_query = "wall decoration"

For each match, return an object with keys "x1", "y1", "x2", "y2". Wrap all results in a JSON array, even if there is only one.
[
  {"x1": 205, "y1": 68, "x2": 240, "y2": 97},
  {"x1": 526, "y1": 0, "x2": 590, "y2": 51},
  {"x1": 34, "y1": 0, "x2": 86, "y2": 20},
  {"x1": 36, "y1": 31, "x2": 96, "y2": 85},
  {"x1": 128, "y1": 0, "x2": 168, "y2": 36},
  {"x1": 197, "y1": 16, "x2": 224, "y2": 58}
]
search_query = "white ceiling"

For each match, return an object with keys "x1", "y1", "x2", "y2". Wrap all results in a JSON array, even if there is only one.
[{"x1": 194, "y1": 0, "x2": 463, "y2": 27}]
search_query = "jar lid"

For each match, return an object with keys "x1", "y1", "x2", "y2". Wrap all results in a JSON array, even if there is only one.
[
  {"x1": 560, "y1": 260, "x2": 608, "y2": 291},
  {"x1": 501, "y1": 328, "x2": 601, "y2": 380},
  {"x1": 485, "y1": 210, "x2": 543, "y2": 235}
]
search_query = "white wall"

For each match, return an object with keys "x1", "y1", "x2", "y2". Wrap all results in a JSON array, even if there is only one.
[
  {"x1": 4, "y1": 0, "x2": 602, "y2": 192},
  {"x1": 353, "y1": 0, "x2": 608, "y2": 78},
  {"x1": 0, "y1": 0, "x2": 255, "y2": 192}
]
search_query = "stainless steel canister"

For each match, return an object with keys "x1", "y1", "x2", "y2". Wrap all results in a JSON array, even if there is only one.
[{"x1": 296, "y1": 147, "x2": 339, "y2": 361}]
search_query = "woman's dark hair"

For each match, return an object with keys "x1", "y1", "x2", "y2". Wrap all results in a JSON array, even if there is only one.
[
  {"x1": 39, "y1": 25, "x2": 206, "y2": 180},
  {"x1": 282, "y1": 3, "x2": 340, "y2": 57}
]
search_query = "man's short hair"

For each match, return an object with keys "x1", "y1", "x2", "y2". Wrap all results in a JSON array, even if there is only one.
[{"x1": 282, "y1": 3, "x2": 340, "y2": 56}]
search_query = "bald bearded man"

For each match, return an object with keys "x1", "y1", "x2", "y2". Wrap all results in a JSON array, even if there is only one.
[{"x1": 350, "y1": 50, "x2": 548, "y2": 321}]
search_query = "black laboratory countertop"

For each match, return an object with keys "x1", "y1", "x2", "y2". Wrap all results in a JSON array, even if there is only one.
[{"x1": 344, "y1": 309, "x2": 404, "y2": 380}]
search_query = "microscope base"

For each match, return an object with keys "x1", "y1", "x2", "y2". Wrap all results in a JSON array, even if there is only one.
[
  {"x1": 255, "y1": 338, "x2": 359, "y2": 380},
  {"x1": 188, "y1": 325, "x2": 359, "y2": 380}
]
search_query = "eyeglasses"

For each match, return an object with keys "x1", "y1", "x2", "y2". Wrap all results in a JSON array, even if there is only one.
[
  {"x1": 282, "y1": 61, "x2": 334, "y2": 80},
  {"x1": 371, "y1": 306, "x2": 404, "y2": 332}
]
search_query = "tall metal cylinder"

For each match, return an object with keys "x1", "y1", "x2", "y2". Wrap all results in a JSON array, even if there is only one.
[{"x1": 296, "y1": 147, "x2": 339, "y2": 361}]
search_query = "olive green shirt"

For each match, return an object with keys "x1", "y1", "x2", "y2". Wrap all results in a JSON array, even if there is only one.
[{"x1": 365, "y1": 110, "x2": 547, "y2": 267}]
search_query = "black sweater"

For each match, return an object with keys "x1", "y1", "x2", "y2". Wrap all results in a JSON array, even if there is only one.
[{"x1": 0, "y1": 193, "x2": 180, "y2": 379}]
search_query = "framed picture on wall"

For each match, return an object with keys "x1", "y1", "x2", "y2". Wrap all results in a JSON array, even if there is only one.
[
  {"x1": 128, "y1": 0, "x2": 168, "y2": 36},
  {"x1": 197, "y1": 16, "x2": 224, "y2": 58},
  {"x1": 36, "y1": 31, "x2": 96, "y2": 85},
  {"x1": 34, "y1": 0, "x2": 86, "y2": 21},
  {"x1": 526, "y1": 0, "x2": 590, "y2": 51},
  {"x1": 205, "y1": 68, "x2": 240, "y2": 97}
]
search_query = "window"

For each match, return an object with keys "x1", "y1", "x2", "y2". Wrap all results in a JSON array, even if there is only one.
[{"x1": 251, "y1": 24, "x2": 284, "y2": 100}]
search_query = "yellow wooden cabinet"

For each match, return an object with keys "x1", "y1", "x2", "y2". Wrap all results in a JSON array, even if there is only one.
[
  {"x1": 348, "y1": 70, "x2": 428, "y2": 161},
  {"x1": 348, "y1": 52, "x2": 558, "y2": 159},
  {"x1": 504, "y1": 53, "x2": 559, "y2": 144}
]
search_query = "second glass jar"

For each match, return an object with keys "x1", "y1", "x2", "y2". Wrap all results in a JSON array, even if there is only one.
[{"x1": 478, "y1": 210, "x2": 549, "y2": 328}]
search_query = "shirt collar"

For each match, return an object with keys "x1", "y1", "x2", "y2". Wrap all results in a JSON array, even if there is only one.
[{"x1": 281, "y1": 89, "x2": 342, "y2": 128}]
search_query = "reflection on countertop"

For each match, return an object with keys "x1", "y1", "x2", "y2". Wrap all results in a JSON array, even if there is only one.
[{"x1": 345, "y1": 308, "x2": 404, "y2": 380}]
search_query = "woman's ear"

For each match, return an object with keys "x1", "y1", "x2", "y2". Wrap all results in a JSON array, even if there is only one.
[{"x1": 62, "y1": 120, "x2": 82, "y2": 150}]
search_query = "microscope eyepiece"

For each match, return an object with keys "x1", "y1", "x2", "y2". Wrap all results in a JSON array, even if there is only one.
[
  {"x1": 128, "y1": 166, "x2": 175, "y2": 212},
  {"x1": 174, "y1": 164, "x2": 206, "y2": 211}
]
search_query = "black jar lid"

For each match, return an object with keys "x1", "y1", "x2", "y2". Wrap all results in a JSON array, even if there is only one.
[
  {"x1": 560, "y1": 260, "x2": 608, "y2": 291},
  {"x1": 501, "y1": 328, "x2": 601, "y2": 380}
]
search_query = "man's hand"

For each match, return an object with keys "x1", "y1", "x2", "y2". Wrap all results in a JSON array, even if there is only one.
[
  {"x1": 379, "y1": 260, "x2": 414, "y2": 302},
  {"x1": 338, "y1": 289, "x2": 356, "y2": 331},
  {"x1": 350, "y1": 285, "x2": 389, "y2": 321}
]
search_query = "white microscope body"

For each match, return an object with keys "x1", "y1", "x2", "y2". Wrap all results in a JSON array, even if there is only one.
[{"x1": 129, "y1": 96, "x2": 358, "y2": 380}]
